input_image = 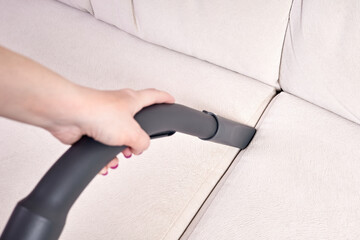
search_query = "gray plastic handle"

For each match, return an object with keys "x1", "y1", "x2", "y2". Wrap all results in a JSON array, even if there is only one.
[{"x1": 0, "y1": 104, "x2": 255, "y2": 240}]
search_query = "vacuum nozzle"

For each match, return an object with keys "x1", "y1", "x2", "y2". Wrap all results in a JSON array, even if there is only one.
[
  {"x1": 200, "y1": 110, "x2": 256, "y2": 149},
  {"x1": 134, "y1": 104, "x2": 256, "y2": 149}
]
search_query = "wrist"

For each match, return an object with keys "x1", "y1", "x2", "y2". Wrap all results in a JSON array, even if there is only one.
[
  {"x1": 40, "y1": 83, "x2": 88, "y2": 131},
  {"x1": 41, "y1": 83, "x2": 95, "y2": 144}
]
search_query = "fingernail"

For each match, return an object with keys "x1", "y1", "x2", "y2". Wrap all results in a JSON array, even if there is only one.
[
  {"x1": 125, "y1": 154, "x2": 132, "y2": 159},
  {"x1": 110, "y1": 164, "x2": 118, "y2": 169},
  {"x1": 102, "y1": 171, "x2": 108, "y2": 176}
]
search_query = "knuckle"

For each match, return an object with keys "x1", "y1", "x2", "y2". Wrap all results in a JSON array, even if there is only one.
[
  {"x1": 137, "y1": 133, "x2": 150, "y2": 152},
  {"x1": 126, "y1": 128, "x2": 142, "y2": 145},
  {"x1": 119, "y1": 88, "x2": 136, "y2": 100},
  {"x1": 125, "y1": 128, "x2": 150, "y2": 152},
  {"x1": 142, "y1": 137, "x2": 150, "y2": 149},
  {"x1": 122, "y1": 88, "x2": 132, "y2": 93},
  {"x1": 123, "y1": 88, "x2": 136, "y2": 97}
]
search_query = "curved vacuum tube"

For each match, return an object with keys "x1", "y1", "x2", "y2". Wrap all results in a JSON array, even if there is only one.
[{"x1": 0, "y1": 104, "x2": 255, "y2": 240}]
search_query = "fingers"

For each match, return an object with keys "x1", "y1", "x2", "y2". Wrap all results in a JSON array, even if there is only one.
[
  {"x1": 122, "y1": 119, "x2": 150, "y2": 155},
  {"x1": 123, "y1": 88, "x2": 173, "y2": 153},
  {"x1": 99, "y1": 166, "x2": 108, "y2": 176},
  {"x1": 108, "y1": 157, "x2": 119, "y2": 169},
  {"x1": 98, "y1": 148, "x2": 134, "y2": 178},
  {"x1": 121, "y1": 88, "x2": 173, "y2": 154},
  {"x1": 98, "y1": 157, "x2": 119, "y2": 176},
  {"x1": 93, "y1": 88, "x2": 173, "y2": 177},
  {"x1": 134, "y1": 88, "x2": 175, "y2": 113},
  {"x1": 122, "y1": 147, "x2": 132, "y2": 158}
]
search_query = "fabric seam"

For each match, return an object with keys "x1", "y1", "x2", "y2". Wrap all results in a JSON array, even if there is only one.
[{"x1": 277, "y1": 0, "x2": 295, "y2": 91}]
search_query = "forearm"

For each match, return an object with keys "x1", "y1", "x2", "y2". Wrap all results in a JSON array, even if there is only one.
[
  {"x1": 0, "y1": 46, "x2": 175, "y2": 175},
  {"x1": 0, "y1": 46, "x2": 86, "y2": 130}
]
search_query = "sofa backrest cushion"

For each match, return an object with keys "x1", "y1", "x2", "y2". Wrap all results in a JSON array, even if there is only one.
[
  {"x1": 90, "y1": 0, "x2": 138, "y2": 35},
  {"x1": 130, "y1": 0, "x2": 293, "y2": 88},
  {"x1": 57, "y1": 0, "x2": 93, "y2": 14},
  {"x1": 280, "y1": 0, "x2": 360, "y2": 124},
  {"x1": 55, "y1": 0, "x2": 293, "y2": 88}
]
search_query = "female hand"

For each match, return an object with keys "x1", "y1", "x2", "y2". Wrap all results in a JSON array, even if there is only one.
[
  {"x1": 0, "y1": 46, "x2": 175, "y2": 176},
  {"x1": 49, "y1": 88, "x2": 175, "y2": 175}
]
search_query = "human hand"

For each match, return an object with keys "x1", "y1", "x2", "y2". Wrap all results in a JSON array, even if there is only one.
[
  {"x1": 0, "y1": 46, "x2": 175, "y2": 176},
  {"x1": 48, "y1": 88, "x2": 175, "y2": 175}
]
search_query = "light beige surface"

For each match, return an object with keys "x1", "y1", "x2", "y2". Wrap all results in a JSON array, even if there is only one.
[
  {"x1": 91, "y1": 0, "x2": 138, "y2": 35},
  {"x1": 0, "y1": 0, "x2": 275, "y2": 239},
  {"x1": 58, "y1": 0, "x2": 293, "y2": 88},
  {"x1": 57, "y1": 0, "x2": 93, "y2": 14},
  {"x1": 133, "y1": 0, "x2": 293, "y2": 87},
  {"x1": 190, "y1": 92, "x2": 360, "y2": 239},
  {"x1": 280, "y1": 0, "x2": 360, "y2": 124}
]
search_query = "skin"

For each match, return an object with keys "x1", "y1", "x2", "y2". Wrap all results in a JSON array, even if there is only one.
[{"x1": 0, "y1": 46, "x2": 175, "y2": 175}]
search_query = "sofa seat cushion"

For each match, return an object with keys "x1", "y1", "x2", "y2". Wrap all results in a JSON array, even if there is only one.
[
  {"x1": 0, "y1": 0, "x2": 275, "y2": 239},
  {"x1": 189, "y1": 92, "x2": 360, "y2": 239}
]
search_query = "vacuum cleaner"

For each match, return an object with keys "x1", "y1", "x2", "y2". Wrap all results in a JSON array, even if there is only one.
[{"x1": 0, "y1": 103, "x2": 256, "y2": 240}]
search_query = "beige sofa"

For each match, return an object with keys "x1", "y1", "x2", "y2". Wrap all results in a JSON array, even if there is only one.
[{"x1": 0, "y1": 0, "x2": 359, "y2": 239}]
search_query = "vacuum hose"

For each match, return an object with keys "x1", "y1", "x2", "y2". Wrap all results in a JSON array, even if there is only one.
[{"x1": 0, "y1": 104, "x2": 255, "y2": 240}]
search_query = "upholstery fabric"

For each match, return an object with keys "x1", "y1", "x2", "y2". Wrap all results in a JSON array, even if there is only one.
[
  {"x1": 0, "y1": 0, "x2": 275, "y2": 239},
  {"x1": 189, "y1": 92, "x2": 360, "y2": 239},
  {"x1": 90, "y1": 0, "x2": 138, "y2": 35},
  {"x1": 133, "y1": 0, "x2": 293, "y2": 88},
  {"x1": 57, "y1": 0, "x2": 93, "y2": 14},
  {"x1": 280, "y1": 0, "x2": 360, "y2": 124},
  {"x1": 55, "y1": 0, "x2": 293, "y2": 88}
]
